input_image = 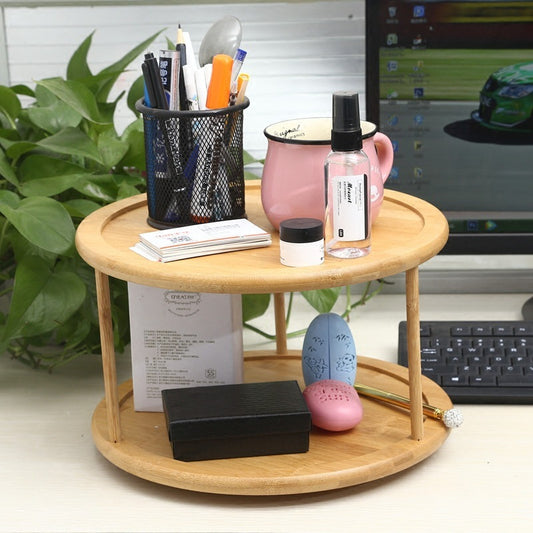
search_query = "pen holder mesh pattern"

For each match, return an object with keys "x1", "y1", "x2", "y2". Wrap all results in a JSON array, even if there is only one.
[{"x1": 136, "y1": 98, "x2": 250, "y2": 229}]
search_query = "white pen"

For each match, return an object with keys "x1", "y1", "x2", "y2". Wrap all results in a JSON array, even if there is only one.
[
  {"x1": 202, "y1": 63, "x2": 213, "y2": 93},
  {"x1": 195, "y1": 68, "x2": 208, "y2": 110},
  {"x1": 182, "y1": 64, "x2": 199, "y2": 110},
  {"x1": 182, "y1": 30, "x2": 199, "y2": 70}
]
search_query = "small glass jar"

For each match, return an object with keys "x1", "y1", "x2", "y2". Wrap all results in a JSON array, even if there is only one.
[{"x1": 279, "y1": 218, "x2": 324, "y2": 267}]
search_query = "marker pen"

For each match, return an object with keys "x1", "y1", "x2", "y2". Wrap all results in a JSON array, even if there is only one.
[
  {"x1": 176, "y1": 25, "x2": 188, "y2": 111},
  {"x1": 206, "y1": 54, "x2": 233, "y2": 109},
  {"x1": 142, "y1": 52, "x2": 168, "y2": 110}
]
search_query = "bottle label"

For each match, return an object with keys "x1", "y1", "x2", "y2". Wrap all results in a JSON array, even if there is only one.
[{"x1": 331, "y1": 174, "x2": 368, "y2": 241}]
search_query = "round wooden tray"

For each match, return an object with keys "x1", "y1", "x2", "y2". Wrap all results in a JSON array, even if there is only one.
[
  {"x1": 91, "y1": 354, "x2": 452, "y2": 496},
  {"x1": 76, "y1": 181, "x2": 449, "y2": 294}
]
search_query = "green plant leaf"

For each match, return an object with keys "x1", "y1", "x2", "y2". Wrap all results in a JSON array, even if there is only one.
[
  {"x1": 95, "y1": 30, "x2": 164, "y2": 101},
  {"x1": 119, "y1": 118, "x2": 146, "y2": 169},
  {"x1": 127, "y1": 75, "x2": 146, "y2": 115},
  {"x1": 66, "y1": 32, "x2": 94, "y2": 81},
  {"x1": 19, "y1": 270, "x2": 86, "y2": 338},
  {"x1": 301, "y1": 287, "x2": 342, "y2": 313},
  {"x1": 20, "y1": 172, "x2": 94, "y2": 197},
  {"x1": 63, "y1": 198, "x2": 101, "y2": 218},
  {"x1": 72, "y1": 174, "x2": 119, "y2": 202},
  {"x1": 4, "y1": 140, "x2": 38, "y2": 162},
  {"x1": 1, "y1": 255, "x2": 86, "y2": 344},
  {"x1": 242, "y1": 293, "x2": 271, "y2": 322},
  {"x1": 97, "y1": 127, "x2": 129, "y2": 168},
  {"x1": 243, "y1": 150, "x2": 262, "y2": 166},
  {"x1": 0, "y1": 189, "x2": 21, "y2": 209},
  {"x1": 10, "y1": 84, "x2": 35, "y2": 98},
  {"x1": 26, "y1": 99, "x2": 82, "y2": 134},
  {"x1": 0, "y1": 150, "x2": 18, "y2": 185},
  {"x1": 55, "y1": 314, "x2": 92, "y2": 349},
  {"x1": 37, "y1": 127, "x2": 104, "y2": 164},
  {"x1": 36, "y1": 78, "x2": 110, "y2": 125},
  {"x1": 18, "y1": 154, "x2": 91, "y2": 196},
  {"x1": 7, "y1": 226, "x2": 57, "y2": 265},
  {"x1": 0, "y1": 86, "x2": 21, "y2": 127},
  {"x1": 34, "y1": 83, "x2": 60, "y2": 107},
  {"x1": 1, "y1": 255, "x2": 50, "y2": 346},
  {"x1": 0, "y1": 195, "x2": 75, "y2": 254},
  {"x1": 115, "y1": 180, "x2": 140, "y2": 200}
]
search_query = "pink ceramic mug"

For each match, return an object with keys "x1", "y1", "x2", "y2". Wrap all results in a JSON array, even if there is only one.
[{"x1": 261, "y1": 117, "x2": 394, "y2": 230}]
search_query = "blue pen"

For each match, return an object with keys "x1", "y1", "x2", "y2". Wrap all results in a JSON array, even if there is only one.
[{"x1": 229, "y1": 49, "x2": 247, "y2": 105}]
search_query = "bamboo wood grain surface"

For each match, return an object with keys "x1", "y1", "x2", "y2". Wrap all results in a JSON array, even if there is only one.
[
  {"x1": 91, "y1": 354, "x2": 451, "y2": 495},
  {"x1": 75, "y1": 181, "x2": 449, "y2": 294}
]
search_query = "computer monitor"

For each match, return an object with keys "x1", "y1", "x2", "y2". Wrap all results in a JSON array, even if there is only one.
[{"x1": 365, "y1": 0, "x2": 533, "y2": 256}]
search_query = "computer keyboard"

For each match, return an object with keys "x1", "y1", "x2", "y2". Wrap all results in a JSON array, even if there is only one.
[{"x1": 398, "y1": 320, "x2": 533, "y2": 404}]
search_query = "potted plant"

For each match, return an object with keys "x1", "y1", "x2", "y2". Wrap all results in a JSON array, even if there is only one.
[{"x1": 0, "y1": 31, "x2": 163, "y2": 369}]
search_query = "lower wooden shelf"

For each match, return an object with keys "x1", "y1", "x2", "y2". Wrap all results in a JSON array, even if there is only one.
[{"x1": 91, "y1": 353, "x2": 452, "y2": 495}]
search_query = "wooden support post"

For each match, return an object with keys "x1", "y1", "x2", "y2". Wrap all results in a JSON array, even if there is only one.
[
  {"x1": 95, "y1": 270, "x2": 121, "y2": 443},
  {"x1": 405, "y1": 267, "x2": 424, "y2": 440},
  {"x1": 273, "y1": 293, "x2": 288, "y2": 355}
]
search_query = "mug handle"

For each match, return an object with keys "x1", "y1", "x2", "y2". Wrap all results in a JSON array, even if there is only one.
[{"x1": 373, "y1": 132, "x2": 394, "y2": 184}]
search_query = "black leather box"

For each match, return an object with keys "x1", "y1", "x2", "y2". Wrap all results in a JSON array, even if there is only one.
[{"x1": 161, "y1": 380, "x2": 312, "y2": 462}]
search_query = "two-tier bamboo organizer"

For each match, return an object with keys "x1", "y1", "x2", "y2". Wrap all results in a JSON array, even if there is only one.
[{"x1": 75, "y1": 180, "x2": 450, "y2": 495}]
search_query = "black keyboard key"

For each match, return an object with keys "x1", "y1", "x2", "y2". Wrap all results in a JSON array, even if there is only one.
[
  {"x1": 481, "y1": 365, "x2": 501, "y2": 376},
  {"x1": 472, "y1": 337, "x2": 493, "y2": 348},
  {"x1": 472, "y1": 325, "x2": 492, "y2": 336},
  {"x1": 422, "y1": 364, "x2": 457, "y2": 376},
  {"x1": 420, "y1": 347, "x2": 438, "y2": 358},
  {"x1": 464, "y1": 346, "x2": 483, "y2": 358},
  {"x1": 485, "y1": 346, "x2": 505, "y2": 358},
  {"x1": 442, "y1": 375, "x2": 468, "y2": 386},
  {"x1": 494, "y1": 325, "x2": 514, "y2": 336},
  {"x1": 507, "y1": 346, "x2": 528, "y2": 358},
  {"x1": 452, "y1": 326, "x2": 471, "y2": 336},
  {"x1": 498, "y1": 376, "x2": 531, "y2": 387},
  {"x1": 516, "y1": 325, "x2": 533, "y2": 335},
  {"x1": 470, "y1": 375, "x2": 497, "y2": 386},
  {"x1": 446, "y1": 355, "x2": 462, "y2": 365},
  {"x1": 517, "y1": 337, "x2": 533, "y2": 347},
  {"x1": 420, "y1": 324, "x2": 431, "y2": 337}
]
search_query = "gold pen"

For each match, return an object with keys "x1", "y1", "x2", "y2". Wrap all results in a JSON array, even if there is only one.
[{"x1": 354, "y1": 383, "x2": 464, "y2": 428}]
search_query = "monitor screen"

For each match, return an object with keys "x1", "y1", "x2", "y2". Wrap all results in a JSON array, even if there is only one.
[{"x1": 365, "y1": 0, "x2": 533, "y2": 254}]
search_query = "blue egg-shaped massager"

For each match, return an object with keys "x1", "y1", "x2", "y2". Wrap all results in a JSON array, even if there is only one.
[{"x1": 302, "y1": 313, "x2": 357, "y2": 386}]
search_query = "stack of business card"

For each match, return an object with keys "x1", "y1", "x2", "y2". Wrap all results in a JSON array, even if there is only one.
[{"x1": 131, "y1": 218, "x2": 271, "y2": 262}]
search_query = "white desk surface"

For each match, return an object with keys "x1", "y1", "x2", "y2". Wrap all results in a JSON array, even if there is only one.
[{"x1": 2, "y1": 292, "x2": 531, "y2": 533}]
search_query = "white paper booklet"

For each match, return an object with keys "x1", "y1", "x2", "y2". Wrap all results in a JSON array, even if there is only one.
[
  {"x1": 131, "y1": 218, "x2": 271, "y2": 262},
  {"x1": 128, "y1": 283, "x2": 244, "y2": 412}
]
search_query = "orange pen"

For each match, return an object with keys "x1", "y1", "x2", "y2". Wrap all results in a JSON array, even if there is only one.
[{"x1": 206, "y1": 54, "x2": 233, "y2": 109}]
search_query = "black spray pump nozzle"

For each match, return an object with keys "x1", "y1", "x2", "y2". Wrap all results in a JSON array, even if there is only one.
[{"x1": 331, "y1": 91, "x2": 363, "y2": 151}]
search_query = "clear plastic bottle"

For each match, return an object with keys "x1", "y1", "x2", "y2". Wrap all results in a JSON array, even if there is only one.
[{"x1": 324, "y1": 92, "x2": 371, "y2": 258}]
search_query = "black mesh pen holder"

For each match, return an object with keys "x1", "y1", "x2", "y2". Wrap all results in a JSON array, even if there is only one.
[{"x1": 136, "y1": 98, "x2": 250, "y2": 229}]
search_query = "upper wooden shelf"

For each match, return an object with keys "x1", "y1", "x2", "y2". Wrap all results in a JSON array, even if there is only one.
[{"x1": 75, "y1": 180, "x2": 449, "y2": 294}]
